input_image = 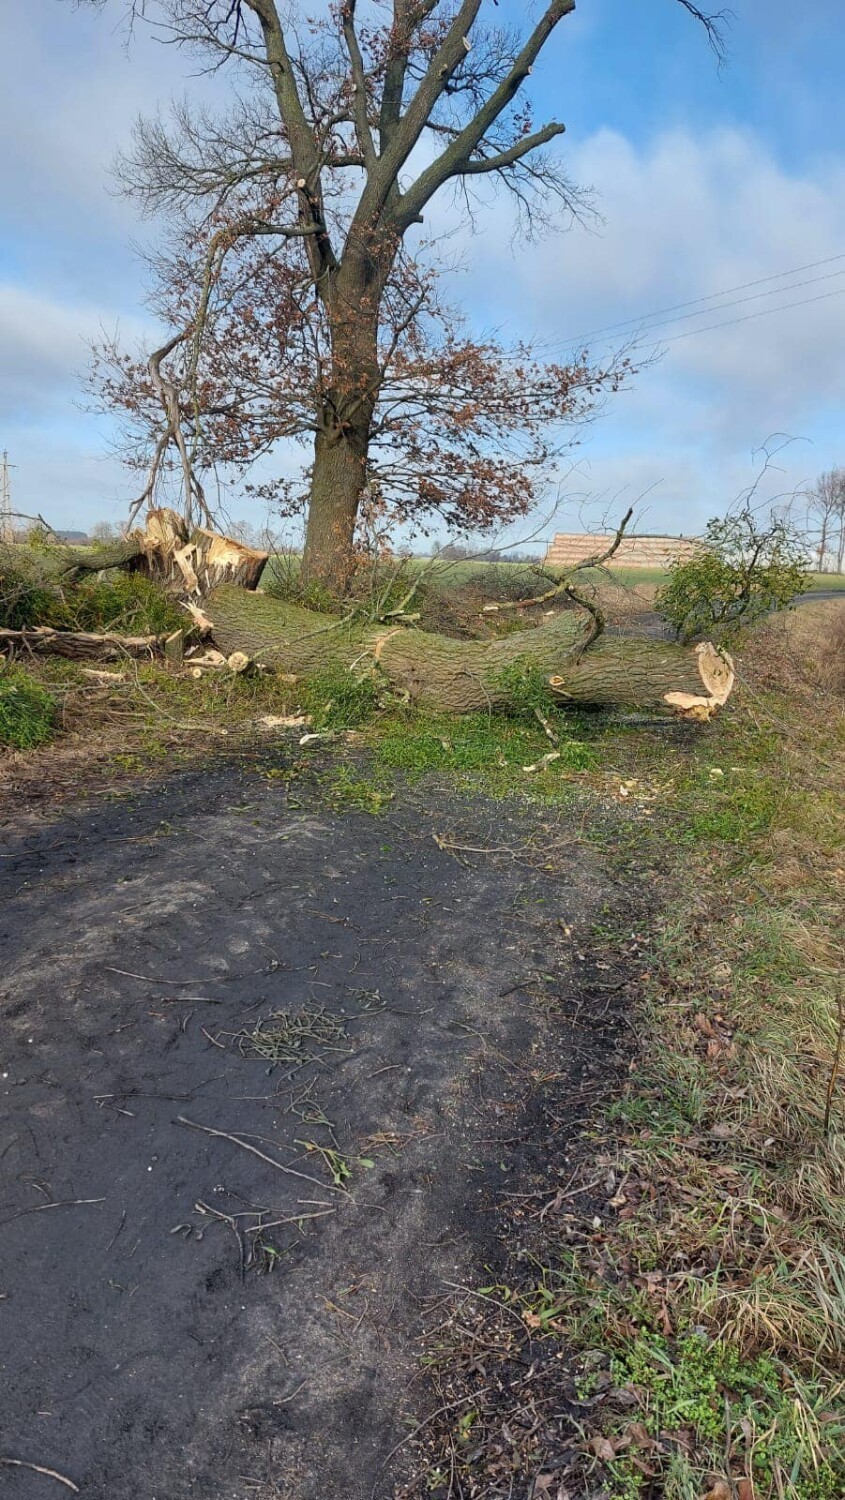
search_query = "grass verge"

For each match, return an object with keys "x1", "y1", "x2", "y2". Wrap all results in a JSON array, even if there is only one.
[{"x1": 491, "y1": 607, "x2": 845, "y2": 1499}]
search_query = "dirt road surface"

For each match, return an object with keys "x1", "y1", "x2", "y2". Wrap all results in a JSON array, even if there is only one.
[{"x1": 0, "y1": 749, "x2": 634, "y2": 1499}]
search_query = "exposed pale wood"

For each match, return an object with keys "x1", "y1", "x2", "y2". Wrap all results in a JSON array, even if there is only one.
[
  {"x1": 141, "y1": 508, "x2": 268, "y2": 595},
  {"x1": 164, "y1": 630, "x2": 187, "y2": 665},
  {"x1": 79, "y1": 668, "x2": 127, "y2": 683}
]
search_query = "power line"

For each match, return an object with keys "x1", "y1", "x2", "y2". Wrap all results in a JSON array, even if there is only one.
[
  {"x1": 611, "y1": 266, "x2": 845, "y2": 339},
  {"x1": 502, "y1": 276, "x2": 845, "y2": 363},
  {"x1": 564, "y1": 249, "x2": 845, "y2": 345},
  {"x1": 660, "y1": 283, "x2": 845, "y2": 344}
]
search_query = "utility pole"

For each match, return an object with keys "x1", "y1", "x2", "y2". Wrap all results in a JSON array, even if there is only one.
[{"x1": 0, "y1": 451, "x2": 14, "y2": 544}]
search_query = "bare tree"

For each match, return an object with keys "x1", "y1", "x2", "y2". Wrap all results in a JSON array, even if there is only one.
[
  {"x1": 89, "y1": 520, "x2": 119, "y2": 544},
  {"x1": 83, "y1": 0, "x2": 724, "y2": 589},
  {"x1": 804, "y1": 468, "x2": 845, "y2": 573}
]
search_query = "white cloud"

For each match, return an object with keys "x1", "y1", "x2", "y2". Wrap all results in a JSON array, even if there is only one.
[
  {"x1": 444, "y1": 124, "x2": 845, "y2": 532},
  {"x1": 0, "y1": 283, "x2": 153, "y2": 420}
]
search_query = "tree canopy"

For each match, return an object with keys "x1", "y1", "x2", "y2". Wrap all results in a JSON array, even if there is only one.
[{"x1": 86, "y1": 0, "x2": 724, "y2": 587}]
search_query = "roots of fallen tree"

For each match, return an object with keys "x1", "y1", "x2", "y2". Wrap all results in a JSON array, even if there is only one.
[{"x1": 203, "y1": 585, "x2": 734, "y2": 718}]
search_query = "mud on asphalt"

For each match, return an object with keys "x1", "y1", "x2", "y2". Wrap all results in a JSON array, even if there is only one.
[{"x1": 0, "y1": 743, "x2": 644, "y2": 1499}]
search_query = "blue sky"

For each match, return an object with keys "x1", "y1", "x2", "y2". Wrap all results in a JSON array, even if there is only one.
[{"x1": 1, "y1": 1, "x2": 844, "y2": 543}]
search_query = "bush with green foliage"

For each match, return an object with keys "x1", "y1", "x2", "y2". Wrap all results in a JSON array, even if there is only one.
[
  {"x1": 0, "y1": 666, "x2": 56, "y2": 749},
  {"x1": 0, "y1": 552, "x2": 184, "y2": 636},
  {"x1": 656, "y1": 509, "x2": 807, "y2": 643}
]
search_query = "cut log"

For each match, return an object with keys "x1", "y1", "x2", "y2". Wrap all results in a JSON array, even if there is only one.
[
  {"x1": 0, "y1": 626, "x2": 168, "y2": 662},
  {"x1": 548, "y1": 638, "x2": 736, "y2": 717},
  {"x1": 202, "y1": 584, "x2": 735, "y2": 716}
]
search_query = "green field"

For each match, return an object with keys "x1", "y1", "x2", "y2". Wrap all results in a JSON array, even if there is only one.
[{"x1": 261, "y1": 552, "x2": 845, "y2": 594}]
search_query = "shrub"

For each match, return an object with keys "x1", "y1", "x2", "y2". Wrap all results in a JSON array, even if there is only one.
[
  {"x1": 0, "y1": 551, "x2": 183, "y2": 635},
  {"x1": 0, "y1": 666, "x2": 56, "y2": 749},
  {"x1": 656, "y1": 509, "x2": 807, "y2": 643}
]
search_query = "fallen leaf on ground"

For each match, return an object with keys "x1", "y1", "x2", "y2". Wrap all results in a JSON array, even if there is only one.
[
  {"x1": 589, "y1": 1432, "x2": 631, "y2": 1460},
  {"x1": 588, "y1": 1436, "x2": 618, "y2": 1462},
  {"x1": 623, "y1": 1421, "x2": 657, "y2": 1450}
]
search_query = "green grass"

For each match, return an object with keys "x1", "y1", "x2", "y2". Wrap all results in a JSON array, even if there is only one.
[
  {"x1": 296, "y1": 668, "x2": 380, "y2": 730},
  {"x1": 0, "y1": 566, "x2": 185, "y2": 635},
  {"x1": 322, "y1": 765, "x2": 393, "y2": 814},
  {"x1": 802, "y1": 572, "x2": 845, "y2": 590},
  {"x1": 370, "y1": 706, "x2": 598, "y2": 798},
  {"x1": 0, "y1": 666, "x2": 56, "y2": 749},
  {"x1": 601, "y1": 1333, "x2": 844, "y2": 1500},
  {"x1": 539, "y1": 651, "x2": 845, "y2": 1496}
]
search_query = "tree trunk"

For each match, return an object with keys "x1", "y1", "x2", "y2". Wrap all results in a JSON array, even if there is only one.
[
  {"x1": 202, "y1": 584, "x2": 735, "y2": 718},
  {"x1": 2, "y1": 536, "x2": 146, "y2": 584},
  {"x1": 302, "y1": 422, "x2": 371, "y2": 593},
  {"x1": 301, "y1": 249, "x2": 386, "y2": 593},
  {"x1": 819, "y1": 514, "x2": 829, "y2": 571}
]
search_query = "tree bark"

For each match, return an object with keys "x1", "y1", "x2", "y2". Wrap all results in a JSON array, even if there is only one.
[
  {"x1": 0, "y1": 626, "x2": 170, "y2": 661},
  {"x1": 203, "y1": 584, "x2": 735, "y2": 717},
  {"x1": 2, "y1": 537, "x2": 146, "y2": 584},
  {"x1": 302, "y1": 422, "x2": 371, "y2": 592},
  {"x1": 300, "y1": 248, "x2": 386, "y2": 592}
]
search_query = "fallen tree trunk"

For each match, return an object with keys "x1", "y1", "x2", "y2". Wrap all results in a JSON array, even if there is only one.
[
  {"x1": 203, "y1": 585, "x2": 735, "y2": 717},
  {"x1": 1, "y1": 537, "x2": 147, "y2": 583},
  {"x1": 2, "y1": 512, "x2": 735, "y2": 716},
  {"x1": 0, "y1": 625, "x2": 170, "y2": 661}
]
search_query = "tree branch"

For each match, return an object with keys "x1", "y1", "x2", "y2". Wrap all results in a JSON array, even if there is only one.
[
  {"x1": 369, "y1": 0, "x2": 483, "y2": 203},
  {"x1": 340, "y1": 1, "x2": 379, "y2": 170},
  {"x1": 675, "y1": 1, "x2": 731, "y2": 62},
  {"x1": 242, "y1": 0, "x2": 339, "y2": 286},
  {"x1": 394, "y1": 0, "x2": 576, "y2": 227},
  {"x1": 378, "y1": 0, "x2": 440, "y2": 152},
  {"x1": 456, "y1": 120, "x2": 566, "y2": 175}
]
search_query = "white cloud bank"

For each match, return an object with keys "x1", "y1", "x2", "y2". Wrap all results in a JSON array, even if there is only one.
[
  {"x1": 455, "y1": 125, "x2": 845, "y2": 537},
  {"x1": 3, "y1": 101, "x2": 845, "y2": 535}
]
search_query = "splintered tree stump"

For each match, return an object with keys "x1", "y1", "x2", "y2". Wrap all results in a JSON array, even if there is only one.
[
  {"x1": 140, "y1": 509, "x2": 269, "y2": 595},
  {"x1": 202, "y1": 585, "x2": 735, "y2": 717},
  {"x1": 1, "y1": 509, "x2": 268, "y2": 598}
]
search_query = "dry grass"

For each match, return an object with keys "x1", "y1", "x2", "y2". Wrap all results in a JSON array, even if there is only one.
[
  {"x1": 743, "y1": 597, "x2": 845, "y2": 700},
  {"x1": 475, "y1": 601, "x2": 845, "y2": 1498}
]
